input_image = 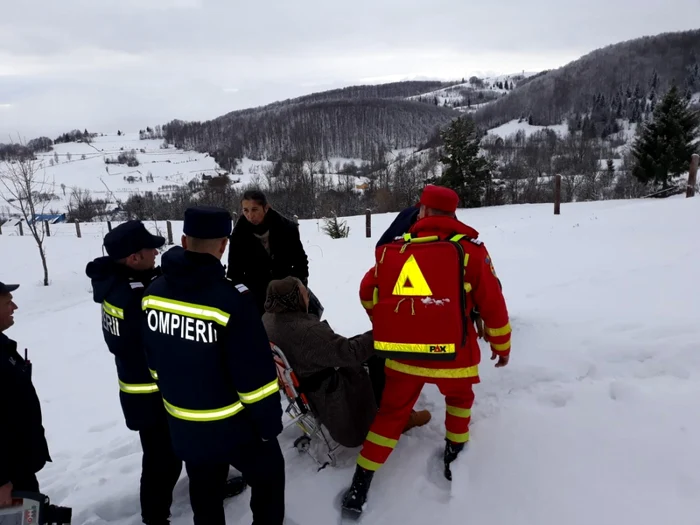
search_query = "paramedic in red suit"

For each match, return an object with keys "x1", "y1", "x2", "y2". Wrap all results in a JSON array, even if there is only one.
[{"x1": 342, "y1": 185, "x2": 512, "y2": 516}]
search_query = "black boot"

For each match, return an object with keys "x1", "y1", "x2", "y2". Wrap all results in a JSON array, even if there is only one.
[
  {"x1": 223, "y1": 476, "x2": 247, "y2": 499},
  {"x1": 341, "y1": 466, "x2": 374, "y2": 516},
  {"x1": 443, "y1": 440, "x2": 465, "y2": 481}
]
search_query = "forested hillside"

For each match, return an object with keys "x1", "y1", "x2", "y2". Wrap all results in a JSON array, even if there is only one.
[
  {"x1": 163, "y1": 98, "x2": 458, "y2": 165},
  {"x1": 474, "y1": 29, "x2": 700, "y2": 131}
]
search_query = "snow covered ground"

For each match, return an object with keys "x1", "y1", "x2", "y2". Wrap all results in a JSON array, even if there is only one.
[{"x1": 1, "y1": 195, "x2": 700, "y2": 524}]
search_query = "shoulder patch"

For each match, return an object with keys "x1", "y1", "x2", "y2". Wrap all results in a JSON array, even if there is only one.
[
  {"x1": 130, "y1": 282, "x2": 145, "y2": 289},
  {"x1": 235, "y1": 284, "x2": 249, "y2": 294}
]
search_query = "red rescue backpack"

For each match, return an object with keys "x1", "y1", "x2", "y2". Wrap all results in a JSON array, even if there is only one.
[{"x1": 371, "y1": 233, "x2": 469, "y2": 362}]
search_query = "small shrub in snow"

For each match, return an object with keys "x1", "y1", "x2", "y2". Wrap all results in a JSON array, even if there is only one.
[{"x1": 322, "y1": 214, "x2": 350, "y2": 239}]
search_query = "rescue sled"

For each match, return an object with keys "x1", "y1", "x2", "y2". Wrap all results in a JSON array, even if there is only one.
[{"x1": 270, "y1": 342, "x2": 340, "y2": 470}]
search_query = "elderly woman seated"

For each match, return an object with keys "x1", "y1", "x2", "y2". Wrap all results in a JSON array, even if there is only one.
[{"x1": 261, "y1": 276, "x2": 431, "y2": 448}]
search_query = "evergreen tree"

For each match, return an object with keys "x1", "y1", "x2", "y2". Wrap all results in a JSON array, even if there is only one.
[
  {"x1": 631, "y1": 85, "x2": 700, "y2": 188},
  {"x1": 436, "y1": 116, "x2": 493, "y2": 208}
]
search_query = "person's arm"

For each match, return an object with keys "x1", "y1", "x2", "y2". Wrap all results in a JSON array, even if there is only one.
[
  {"x1": 359, "y1": 266, "x2": 378, "y2": 320},
  {"x1": 0, "y1": 373, "x2": 12, "y2": 494},
  {"x1": 288, "y1": 225, "x2": 309, "y2": 286},
  {"x1": 225, "y1": 291, "x2": 283, "y2": 440},
  {"x1": 301, "y1": 322, "x2": 375, "y2": 369},
  {"x1": 464, "y1": 243, "x2": 511, "y2": 365},
  {"x1": 226, "y1": 233, "x2": 245, "y2": 283}
]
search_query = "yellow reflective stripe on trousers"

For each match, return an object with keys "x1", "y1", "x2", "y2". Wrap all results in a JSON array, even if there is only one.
[
  {"x1": 237, "y1": 379, "x2": 280, "y2": 404},
  {"x1": 366, "y1": 431, "x2": 398, "y2": 449},
  {"x1": 103, "y1": 301, "x2": 124, "y2": 319},
  {"x1": 446, "y1": 405, "x2": 471, "y2": 418},
  {"x1": 119, "y1": 379, "x2": 159, "y2": 394},
  {"x1": 375, "y1": 341, "x2": 455, "y2": 354},
  {"x1": 491, "y1": 341, "x2": 511, "y2": 351},
  {"x1": 361, "y1": 299, "x2": 374, "y2": 309},
  {"x1": 446, "y1": 430, "x2": 470, "y2": 443},
  {"x1": 357, "y1": 454, "x2": 383, "y2": 471},
  {"x1": 485, "y1": 322, "x2": 511, "y2": 337},
  {"x1": 142, "y1": 295, "x2": 230, "y2": 326},
  {"x1": 385, "y1": 359, "x2": 478, "y2": 379},
  {"x1": 163, "y1": 398, "x2": 244, "y2": 422}
]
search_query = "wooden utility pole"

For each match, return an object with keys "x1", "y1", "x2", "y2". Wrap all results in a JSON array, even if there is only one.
[
  {"x1": 365, "y1": 209, "x2": 372, "y2": 238},
  {"x1": 166, "y1": 221, "x2": 174, "y2": 245},
  {"x1": 687, "y1": 154, "x2": 699, "y2": 198},
  {"x1": 554, "y1": 175, "x2": 562, "y2": 215}
]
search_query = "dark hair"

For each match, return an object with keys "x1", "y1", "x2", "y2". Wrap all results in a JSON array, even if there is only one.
[{"x1": 241, "y1": 190, "x2": 268, "y2": 207}]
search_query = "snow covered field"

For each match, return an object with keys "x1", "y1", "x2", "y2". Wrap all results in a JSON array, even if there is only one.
[{"x1": 1, "y1": 196, "x2": 700, "y2": 525}]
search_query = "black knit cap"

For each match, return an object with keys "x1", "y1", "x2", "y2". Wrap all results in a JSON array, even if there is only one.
[
  {"x1": 103, "y1": 220, "x2": 165, "y2": 260},
  {"x1": 183, "y1": 206, "x2": 232, "y2": 239}
]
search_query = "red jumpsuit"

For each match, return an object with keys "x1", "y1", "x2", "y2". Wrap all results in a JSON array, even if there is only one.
[{"x1": 356, "y1": 215, "x2": 511, "y2": 471}]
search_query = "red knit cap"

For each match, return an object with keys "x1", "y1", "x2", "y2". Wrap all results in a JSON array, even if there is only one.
[{"x1": 419, "y1": 185, "x2": 459, "y2": 214}]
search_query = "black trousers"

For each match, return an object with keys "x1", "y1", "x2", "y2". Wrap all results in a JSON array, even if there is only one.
[
  {"x1": 365, "y1": 355, "x2": 387, "y2": 406},
  {"x1": 186, "y1": 437, "x2": 285, "y2": 525},
  {"x1": 138, "y1": 420, "x2": 183, "y2": 525}
]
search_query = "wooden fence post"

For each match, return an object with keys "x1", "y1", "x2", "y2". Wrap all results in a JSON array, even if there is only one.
[
  {"x1": 44, "y1": 220, "x2": 50, "y2": 237},
  {"x1": 74, "y1": 219, "x2": 81, "y2": 238},
  {"x1": 107, "y1": 221, "x2": 112, "y2": 231},
  {"x1": 18, "y1": 221, "x2": 23, "y2": 236},
  {"x1": 166, "y1": 221, "x2": 173, "y2": 245},
  {"x1": 365, "y1": 209, "x2": 372, "y2": 238},
  {"x1": 687, "y1": 154, "x2": 699, "y2": 198},
  {"x1": 554, "y1": 175, "x2": 561, "y2": 215},
  {"x1": 0, "y1": 221, "x2": 3, "y2": 235}
]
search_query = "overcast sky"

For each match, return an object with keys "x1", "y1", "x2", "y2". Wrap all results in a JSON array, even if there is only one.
[{"x1": 0, "y1": 0, "x2": 697, "y2": 139}]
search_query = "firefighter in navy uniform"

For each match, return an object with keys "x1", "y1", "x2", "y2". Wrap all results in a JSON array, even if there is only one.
[
  {"x1": 142, "y1": 206, "x2": 286, "y2": 525},
  {"x1": 85, "y1": 221, "x2": 246, "y2": 525}
]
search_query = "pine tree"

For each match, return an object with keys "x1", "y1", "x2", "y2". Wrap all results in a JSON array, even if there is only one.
[
  {"x1": 436, "y1": 116, "x2": 493, "y2": 208},
  {"x1": 631, "y1": 85, "x2": 700, "y2": 188}
]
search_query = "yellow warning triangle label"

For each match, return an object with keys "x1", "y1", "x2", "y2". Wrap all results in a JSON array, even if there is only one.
[{"x1": 392, "y1": 255, "x2": 432, "y2": 296}]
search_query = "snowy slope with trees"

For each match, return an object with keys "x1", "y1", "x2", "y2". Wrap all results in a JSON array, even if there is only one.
[{"x1": 1, "y1": 195, "x2": 699, "y2": 524}]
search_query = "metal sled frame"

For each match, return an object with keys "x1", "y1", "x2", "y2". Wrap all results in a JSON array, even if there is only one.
[{"x1": 270, "y1": 342, "x2": 341, "y2": 471}]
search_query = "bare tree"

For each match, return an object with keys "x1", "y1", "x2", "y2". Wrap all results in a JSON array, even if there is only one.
[{"x1": 0, "y1": 152, "x2": 51, "y2": 286}]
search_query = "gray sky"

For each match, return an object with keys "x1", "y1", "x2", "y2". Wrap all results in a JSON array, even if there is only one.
[{"x1": 0, "y1": 0, "x2": 697, "y2": 140}]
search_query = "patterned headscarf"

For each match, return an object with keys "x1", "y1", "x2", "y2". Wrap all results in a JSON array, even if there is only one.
[{"x1": 264, "y1": 276, "x2": 305, "y2": 313}]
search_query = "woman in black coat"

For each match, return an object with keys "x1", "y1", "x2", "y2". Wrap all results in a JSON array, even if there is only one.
[{"x1": 226, "y1": 191, "x2": 311, "y2": 315}]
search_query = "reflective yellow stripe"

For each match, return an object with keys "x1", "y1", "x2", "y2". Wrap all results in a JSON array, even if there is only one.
[
  {"x1": 149, "y1": 368, "x2": 159, "y2": 380},
  {"x1": 119, "y1": 379, "x2": 159, "y2": 394},
  {"x1": 446, "y1": 405, "x2": 471, "y2": 418},
  {"x1": 375, "y1": 341, "x2": 455, "y2": 354},
  {"x1": 450, "y1": 234, "x2": 466, "y2": 242},
  {"x1": 491, "y1": 341, "x2": 511, "y2": 352},
  {"x1": 446, "y1": 430, "x2": 470, "y2": 443},
  {"x1": 486, "y1": 323, "x2": 511, "y2": 337},
  {"x1": 386, "y1": 359, "x2": 478, "y2": 379},
  {"x1": 142, "y1": 296, "x2": 230, "y2": 326},
  {"x1": 464, "y1": 282, "x2": 472, "y2": 293},
  {"x1": 163, "y1": 398, "x2": 244, "y2": 422},
  {"x1": 357, "y1": 454, "x2": 383, "y2": 471},
  {"x1": 361, "y1": 300, "x2": 374, "y2": 309},
  {"x1": 237, "y1": 379, "x2": 280, "y2": 404},
  {"x1": 404, "y1": 235, "x2": 440, "y2": 244},
  {"x1": 366, "y1": 431, "x2": 398, "y2": 449},
  {"x1": 103, "y1": 301, "x2": 124, "y2": 319},
  {"x1": 372, "y1": 287, "x2": 379, "y2": 306}
]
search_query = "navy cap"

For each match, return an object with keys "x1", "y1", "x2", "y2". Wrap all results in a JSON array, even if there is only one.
[
  {"x1": 0, "y1": 282, "x2": 19, "y2": 294},
  {"x1": 183, "y1": 206, "x2": 232, "y2": 239},
  {"x1": 103, "y1": 220, "x2": 165, "y2": 260}
]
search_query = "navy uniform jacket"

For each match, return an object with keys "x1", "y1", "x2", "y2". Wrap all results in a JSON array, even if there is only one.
[
  {"x1": 86, "y1": 257, "x2": 164, "y2": 431},
  {"x1": 0, "y1": 333, "x2": 51, "y2": 486},
  {"x1": 142, "y1": 246, "x2": 283, "y2": 465}
]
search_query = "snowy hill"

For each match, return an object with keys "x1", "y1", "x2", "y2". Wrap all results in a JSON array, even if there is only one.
[
  {"x1": 0, "y1": 133, "x2": 370, "y2": 217},
  {"x1": 2, "y1": 195, "x2": 700, "y2": 524}
]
